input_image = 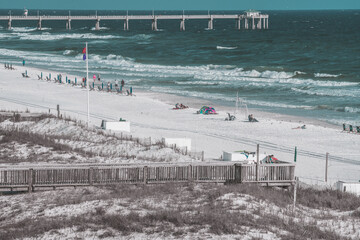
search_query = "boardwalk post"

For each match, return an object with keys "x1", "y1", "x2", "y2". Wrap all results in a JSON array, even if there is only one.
[
  {"x1": 325, "y1": 152, "x2": 329, "y2": 182},
  {"x1": 57, "y1": 104, "x2": 60, "y2": 118},
  {"x1": 256, "y1": 144, "x2": 260, "y2": 182},
  {"x1": 143, "y1": 166, "x2": 148, "y2": 184},
  {"x1": 89, "y1": 167, "x2": 93, "y2": 185},
  {"x1": 188, "y1": 165, "x2": 192, "y2": 181},
  {"x1": 201, "y1": 151, "x2": 204, "y2": 162},
  {"x1": 293, "y1": 176, "x2": 298, "y2": 212},
  {"x1": 234, "y1": 164, "x2": 241, "y2": 183},
  {"x1": 28, "y1": 168, "x2": 33, "y2": 193}
]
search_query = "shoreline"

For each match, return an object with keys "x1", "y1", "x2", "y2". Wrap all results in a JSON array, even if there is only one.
[
  {"x1": 0, "y1": 63, "x2": 359, "y2": 185},
  {"x1": 16, "y1": 63, "x2": 340, "y2": 130}
]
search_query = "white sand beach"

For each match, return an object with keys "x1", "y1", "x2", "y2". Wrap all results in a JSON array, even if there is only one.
[{"x1": 0, "y1": 64, "x2": 359, "y2": 186}]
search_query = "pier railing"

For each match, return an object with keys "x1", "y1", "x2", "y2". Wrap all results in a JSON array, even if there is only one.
[{"x1": 0, "y1": 162, "x2": 295, "y2": 192}]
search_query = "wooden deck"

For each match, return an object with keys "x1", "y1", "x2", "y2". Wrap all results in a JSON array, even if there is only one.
[{"x1": 0, "y1": 162, "x2": 295, "y2": 192}]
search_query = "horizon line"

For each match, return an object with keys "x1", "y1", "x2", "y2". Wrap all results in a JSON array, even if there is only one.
[{"x1": 0, "y1": 8, "x2": 359, "y2": 11}]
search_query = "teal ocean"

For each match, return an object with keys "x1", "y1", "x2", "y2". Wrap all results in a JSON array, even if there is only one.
[{"x1": 0, "y1": 10, "x2": 359, "y2": 125}]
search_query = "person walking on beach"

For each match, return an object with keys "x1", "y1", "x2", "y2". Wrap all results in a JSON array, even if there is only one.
[
  {"x1": 98, "y1": 74, "x2": 101, "y2": 81},
  {"x1": 22, "y1": 59, "x2": 25, "y2": 66},
  {"x1": 121, "y1": 79, "x2": 125, "y2": 88},
  {"x1": 115, "y1": 80, "x2": 119, "y2": 89}
]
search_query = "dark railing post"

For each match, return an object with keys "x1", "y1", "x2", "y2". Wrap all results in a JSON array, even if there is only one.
[
  {"x1": 143, "y1": 166, "x2": 148, "y2": 184},
  {"x1": 89, "y1": 167, "x2": 93, "y2": 185},
  {"x1": 290, "y1": 165, "x2": 295, "y2": 182},
  {"x1": 28, "y1": 168, "x2": 33, "y2": 193},
  {"x1": 188, "y1": 165, "x2": 192, "y2": 181},
  {"x1": 234, "y1": 164, "x2": 241, "y2": 183},
  {"x1": 256, "y1": 144, "x2": 260, "y2": 182}
]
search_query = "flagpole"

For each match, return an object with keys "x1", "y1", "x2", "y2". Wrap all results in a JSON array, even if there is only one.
[{"x1": 86, "y1": 42, "x2": 89, "y2": 127}]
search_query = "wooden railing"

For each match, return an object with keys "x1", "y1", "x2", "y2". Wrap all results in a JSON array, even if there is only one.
[{"x1": 0, "y1": 162, "x2": 295, "y2": 192}]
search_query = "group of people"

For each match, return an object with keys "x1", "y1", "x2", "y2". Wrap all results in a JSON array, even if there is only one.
[
  {"x1": 174, "y1": 103, "x2": 189, "y2": 109},
  {"x1": 114, "y1": 79, "x2": 125, "y2": 89}
]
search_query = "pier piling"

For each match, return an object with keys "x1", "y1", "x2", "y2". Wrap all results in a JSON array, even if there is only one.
[
  {"x1": 152, "y1": 17, "x2": 158, "y2": 31},
  {"x1": 66, "y1": 19, "x2": 71, "y2": 30},
  {"x1": 95, "y1": 19, "x2": 100, "y2": 30},
  {"x1": 8, "y1": 18, "x2": 11, "y2": 30},
  {"x1": 37, "y1": 17, "x2": 42, "y2": 30},
  {"x1": 208, "y1": 16, "x2": 213, "y2": 30},
  {"x1": 124, "y1": 18, "x2": 129, "y2": 31}
]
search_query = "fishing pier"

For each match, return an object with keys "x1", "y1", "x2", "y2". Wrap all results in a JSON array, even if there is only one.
[{"x1": 0, "y1": 10, "x2": 269, "y2": 31}]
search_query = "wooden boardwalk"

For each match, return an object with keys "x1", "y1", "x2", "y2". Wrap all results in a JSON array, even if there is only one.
[{"x1": 0, "y1": 162, "x2": 295, "y2": 192}]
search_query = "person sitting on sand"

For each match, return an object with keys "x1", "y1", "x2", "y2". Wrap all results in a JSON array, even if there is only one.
[
  {"x1": 180, "y1": 104, "x2": 188, "y2": 109},
  {"x1": 248, "y1": 114, "x2": 258, "y2": 122}
]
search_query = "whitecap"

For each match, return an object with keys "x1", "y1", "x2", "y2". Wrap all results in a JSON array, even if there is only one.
[
  {"x1": 90, "y1": 27, "x2": 110, "y2": 31},
  {"x1": 63, "y1": 50, "x2": 74, "y2": 55},
  {"x1": 314, "y1": 73, "x2": 341, "y2": 78},
  {"x1": 11, "y1": 27, "x2": 37, "y2": 32},
  {"x1": 216, "y1": 46, "x2": 237, "y2": 50},
  {"x1": 344, "y1": 107, "x2": 360, "y2": 113}
]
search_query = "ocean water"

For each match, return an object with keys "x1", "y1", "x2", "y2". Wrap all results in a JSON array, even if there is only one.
[{"x1": 0, "y1": 9, "x2": 359, "y2": 125}]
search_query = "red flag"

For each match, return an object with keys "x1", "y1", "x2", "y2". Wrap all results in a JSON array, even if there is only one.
[{"x1": 82, "y1": 47, "x2": 86, "y2": 54}]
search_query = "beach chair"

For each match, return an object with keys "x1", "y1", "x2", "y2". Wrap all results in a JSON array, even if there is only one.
[
  {"x1": 97, "y1": 86, "x2": 102, "y2": 91},
  {"x1": 90, "y1": 84, "x2": 95, "y2": 91},
  {"x1": 116, "y1": 86, "x2": 123, "y2": 94},
  {"x1": 225, "y1": 113, "x2": 236, "y2": 121},
  {"x1": 22, "y1": 72, "x2": 29, "y2": 78},
  {"x1": 349, "y1": 125, "x2": 354, "y2": 133},
  {"x1": 37, "y1": 75, "x2": 43, "y2": 80}
]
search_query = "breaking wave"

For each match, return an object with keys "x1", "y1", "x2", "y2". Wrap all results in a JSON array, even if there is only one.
[
  {"x1": 18, "y1": 33, "x2": 123, "y2": 41},
  {"x1": 314, "y1": 73, "x2": 341, "y2": 78},
  {"x1": 216, "y1": 46, "x2": 237, "y2": 50},
  {"x1": 63, "y1": 50, "x2": 75, "y2": 55}
]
